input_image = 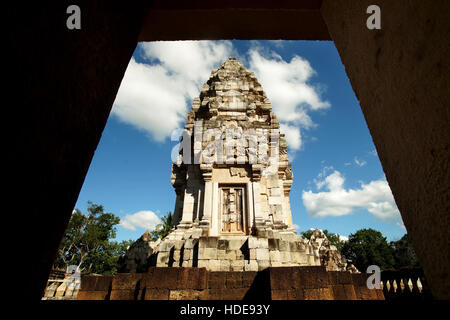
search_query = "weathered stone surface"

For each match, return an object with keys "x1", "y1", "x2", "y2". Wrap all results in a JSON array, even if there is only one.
[
  {"x1": 77, "y1": 266, "x2": 383, "y2": 300},
  {"x1": 111, "y1": 273, "x2": 143, "y2": 290},
  {"x1": 321, "y1": 0, "x2": 449, "y2": 299}
]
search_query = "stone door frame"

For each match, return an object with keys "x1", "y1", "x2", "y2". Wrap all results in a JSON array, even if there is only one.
[{"x1": 218, "y1": 183, "x2": 249, "y2": 236}]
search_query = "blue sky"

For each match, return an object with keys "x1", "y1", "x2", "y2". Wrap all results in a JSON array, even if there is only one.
[{"x1": 75, "y1": 40, "x2": 406, "y2": 243}]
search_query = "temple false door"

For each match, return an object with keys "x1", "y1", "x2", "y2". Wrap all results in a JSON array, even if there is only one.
[{"x1": 219, "y1": 185, "x2": 247, "y2": 234}]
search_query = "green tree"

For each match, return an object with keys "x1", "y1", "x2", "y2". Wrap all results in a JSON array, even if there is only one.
[
  {"x1": 300, "y1": 229, "x2": 314, "y2": 239},
  {"x1": 341, "y1": 228, "x2": 395, "y2": 272},
  {"x1": 53, "y1": 202, "x2": 129, "y2": 275},
  {"x1": 151, "y1": 211, "x2": 174, "y2": 240},
  {"x1": 83, "y1": 239, "x2": 134, "y2": 275},
  {"x1": 323, "y1": 230, "x2": 345, "y2": 252},
  {"x1": 390, "y1": 234, "x2": 420, "y2": 269}
]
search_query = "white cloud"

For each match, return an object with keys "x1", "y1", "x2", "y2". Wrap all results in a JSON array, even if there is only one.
[
  {"x1": 119, "y1": 210, "x2": 161, "y2": 231},
  {"x1": 302, "y1": 170, "x2": 403, "y2": 226},
  {"x1": 112, "y1": 60, "x2": 187, "y2": 141},
  {"x1": 279, "y1": 123, "x2": 302, "y2": 151},
  {"x1": 292, "y1": 224, "x2": 301, "y2": 231},
  {"x1": 112, "y1": 41, "x2": 329, "y2": 154},
  {"x1": 141, "y1": 41, "x2": 235, "y2": 98},
  {"x1": 313, "y1": 165, "x2": 335, "y2": 189},
  {"x1": 112, "y1": 41, "x2": 234, "y2": 141},
  {"x1": 354, "y1": 156, "x2": 367, "y2": 167},
  {"x1": 248, "y1": 48, "x2": 330, "y2": 151},
  {"x1": 268, "y1": 40, "x2": 285, "y2": 48}
]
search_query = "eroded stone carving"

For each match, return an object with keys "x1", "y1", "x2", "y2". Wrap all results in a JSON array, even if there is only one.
[{"x1": 229, "y1": 167, "x2": 247, "y2": 177}]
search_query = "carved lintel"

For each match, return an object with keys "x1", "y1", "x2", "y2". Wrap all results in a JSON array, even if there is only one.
[{"x1": 230, "y1": 167, "x2": 247, "y2": 177}]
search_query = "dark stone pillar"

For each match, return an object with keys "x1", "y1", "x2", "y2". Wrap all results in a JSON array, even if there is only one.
[
  {"x1": 7, "y1": 1, "x2": 145, "y2": 299},
  {"x1": 321, "y1": 0, "x2": 450, "y2": 299}
]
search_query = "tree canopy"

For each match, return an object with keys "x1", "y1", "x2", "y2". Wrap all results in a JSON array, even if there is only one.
[
  {"x1": 151, "y1": 211, "x2": 174, "y2": 240},
  {"x1": 390, "y1": 234, "x2": 420, "y2": 269},
  {"x1": 341, "y1": 228, "x2": 395, "y2": 272},
  {"x1": 53, "y1": 202, "x2": 133, "y2": 275}
]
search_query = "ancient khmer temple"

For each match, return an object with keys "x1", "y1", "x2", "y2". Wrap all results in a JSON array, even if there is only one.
[{"x1": 119, "y1": 58, "x2": 354, "y2": 274}]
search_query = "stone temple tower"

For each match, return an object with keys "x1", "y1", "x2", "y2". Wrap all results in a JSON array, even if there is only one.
[
  {"x1": 171, "y1": 58, "x2": 295, "y2": 241},
  {"x1": 119, "y1": 58, "x2": 351, "y2": 273}
]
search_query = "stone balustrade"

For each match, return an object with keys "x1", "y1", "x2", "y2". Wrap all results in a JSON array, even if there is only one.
[{"x1": 381, "y1": 268, "x2": 433, "y2": 300}]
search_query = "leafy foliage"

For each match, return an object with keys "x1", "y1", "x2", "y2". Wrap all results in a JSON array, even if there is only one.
[
  {"x1": 389, "y1": 234, "x2": 420, "y2": 269},
  {"x1": 151, "y1": 211, "x2": 174, "y2": 240},
  {"x1": 300, "y1": 229, "x2": 314, "y2": 239},
  {"x1": 53, "y1": 202, "x2": 133, "y2": 275},
  {"x1": 341, "y1": 228, "x2": 395, "y2": 272}
]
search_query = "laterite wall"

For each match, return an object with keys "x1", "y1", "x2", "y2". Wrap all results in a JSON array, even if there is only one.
[{"x1": 77, "y1": 267, "x2": 384, "y2": 300}]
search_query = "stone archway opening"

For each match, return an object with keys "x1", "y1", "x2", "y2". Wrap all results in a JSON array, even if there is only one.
[{"x1": 13, "y1": 1, "x2": 448, "y2": 300}]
